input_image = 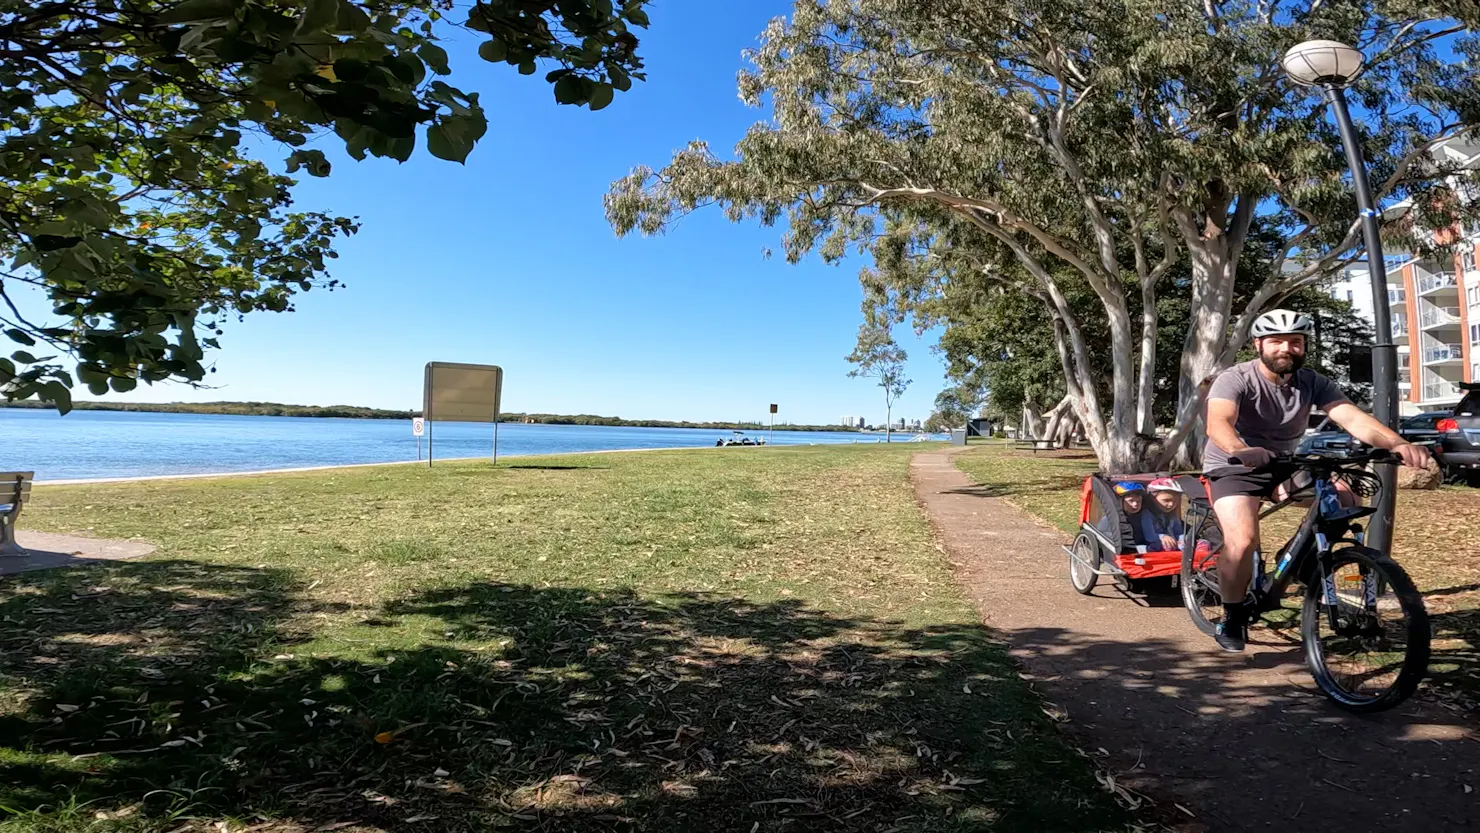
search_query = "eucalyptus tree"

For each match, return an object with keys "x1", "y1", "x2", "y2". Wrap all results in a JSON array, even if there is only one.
[{"x1": 607, "y1": 0, "x2": 1479, "y2": 470}]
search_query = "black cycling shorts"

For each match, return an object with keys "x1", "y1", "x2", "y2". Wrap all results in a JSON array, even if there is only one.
[{"x1": 1205, "y1": 465, "x2": 1311, "y2": 503}]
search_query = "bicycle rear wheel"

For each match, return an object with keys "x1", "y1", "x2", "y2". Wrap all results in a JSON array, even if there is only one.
[
  {"x1": 1181, "y1": 536, "x2": 1222, "y2": 636},
  {"x1": 1302, "y1": 546, "x2": 1430, "y2": 713}
]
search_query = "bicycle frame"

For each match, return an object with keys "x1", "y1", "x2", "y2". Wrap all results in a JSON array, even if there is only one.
[{"x1": 1188, "y1": 466, "x2": 1379, "y2": 618}]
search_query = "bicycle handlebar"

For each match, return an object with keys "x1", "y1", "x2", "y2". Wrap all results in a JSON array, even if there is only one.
[{"x1": 1228, "y1": 448, "x2": 1395, "y2": 469}]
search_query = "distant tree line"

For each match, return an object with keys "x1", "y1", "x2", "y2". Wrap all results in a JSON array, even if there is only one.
[{"x1": 0, "y1": 400, "x2": 861, "y2": 432}]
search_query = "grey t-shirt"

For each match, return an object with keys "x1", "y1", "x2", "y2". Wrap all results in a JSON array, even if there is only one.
[{"x1": 1202, "y1": 359, "x2": 1349, "y2": 472}]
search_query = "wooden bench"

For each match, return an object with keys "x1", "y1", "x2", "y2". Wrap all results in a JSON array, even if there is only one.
[
  {"x1": 1013, "y1": 439, "x2": 1058, "y2": 453},
  {"x1": 1, "y1": 472, "x2": 33, "y2": 556}
]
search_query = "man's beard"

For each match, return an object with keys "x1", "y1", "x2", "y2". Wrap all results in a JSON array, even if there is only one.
[{"x1": 1260, "y1": 352, "x2": 1305, "y2": 375}]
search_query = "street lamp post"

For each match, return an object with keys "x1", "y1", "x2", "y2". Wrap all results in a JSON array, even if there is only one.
[{"x1": 1282, "y1": 39, "x2": 1399, "y2": 553}]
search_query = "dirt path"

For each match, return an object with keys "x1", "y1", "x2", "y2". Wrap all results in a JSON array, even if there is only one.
[{"x1": 911, "y1": 449, "x2": 1479, "y2": 833}]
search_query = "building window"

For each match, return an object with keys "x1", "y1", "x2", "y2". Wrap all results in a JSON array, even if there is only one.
[
  {"x1": 1390, "y1": 287, "x2": 1406, "y2": 303},
  {"x1": 1472, "y1": 322, "x2": 1480, "y2": 344},
  {"x1": 1465, "y1": 250, "x2": 1478, "y2": 272},
  {"x1": 1346, "y1": 289, "x2": 1354, "y2": 302},
  {"x1": 1470, "y1": 284, "x2": 1480, "y2": 307}
]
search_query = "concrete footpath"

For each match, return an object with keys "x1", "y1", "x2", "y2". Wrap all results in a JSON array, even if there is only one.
[
  {"x1": 911, "y1": 449, "x2": 1479, "y2": 832},
  {"x1": 0, "y1": 531, "x2": 156, "y2": 576}
]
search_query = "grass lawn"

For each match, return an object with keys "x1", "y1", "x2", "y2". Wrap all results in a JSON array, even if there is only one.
[
  {"x1": 953, "y1": 445, "x2": 1480, "y2": 712},
  {"x1": 0, "y1": 445, "x2": 1129, "y2": 833}
]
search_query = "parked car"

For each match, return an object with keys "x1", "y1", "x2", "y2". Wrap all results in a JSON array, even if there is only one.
[
  {"x1": 1297, "y1": 415, "x2": 1359, "y2": 456},
  {"x1": 1298, "y1": 409, "x2": 1457, "y2": 455},
  {"x1": 1397, "y1": 411, "x2": 1450, "y2": 447},
  {"x1": 1433, "y1": 384, "x2": 1480, "y2": 484}
]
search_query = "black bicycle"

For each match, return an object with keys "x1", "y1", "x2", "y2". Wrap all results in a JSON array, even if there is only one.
[{"x1": 1180, "y1": 449, "x2": 1430, "y2": 712}]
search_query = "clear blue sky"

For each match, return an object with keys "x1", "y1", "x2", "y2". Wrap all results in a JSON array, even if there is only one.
[{"x1": 18, "y1": 2, "x2": 950, "y2": 426}]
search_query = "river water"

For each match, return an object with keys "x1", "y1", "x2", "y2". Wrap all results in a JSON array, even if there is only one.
[{"x1": 0, "y1": 409, "x2": 907, "y2": 481}]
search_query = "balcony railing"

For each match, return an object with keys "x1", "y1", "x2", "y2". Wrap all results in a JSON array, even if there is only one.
[
  {"x1": 1424, "y1": 344, "x2": 1464, "y2": 363},
  {"x1": 1392, "y1": 320, "x2": 1409, "y2": 338},
  {"x1": 1418, "y1": 271, "x2": 1459, "y2": 294},
  {"x1": 1424, "y1": 379, "x2": 1464, "y2": 401},
  {"x1": 1421, "y1": 305, "x2": 1462, "y2": 328}
]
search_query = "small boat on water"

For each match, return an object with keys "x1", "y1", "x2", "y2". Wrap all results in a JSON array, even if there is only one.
[{"x1": 716, "y1": 431, "x2": 766, "y2": 447}]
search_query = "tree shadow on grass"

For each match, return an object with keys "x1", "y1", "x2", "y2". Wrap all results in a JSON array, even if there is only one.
[
  {"x1": 499, "y1": 464, "x2": 609, "y2": 471},
  {"x1": 942, "y1": 476, "x2": 1086, "y2": 500},
  {"x1": 0, "y1": 565, "x2": 1128, "y2": 832}
]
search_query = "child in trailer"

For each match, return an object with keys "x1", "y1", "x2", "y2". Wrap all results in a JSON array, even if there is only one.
[
  {"x1": 1097, "y1": 481, "x2": 1151, "y2": 552},
  {"x1": 1141, "y1": 477, "x2": 1188, "y2": 551}
]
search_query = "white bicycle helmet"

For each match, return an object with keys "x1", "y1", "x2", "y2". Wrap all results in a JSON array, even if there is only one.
[{"x1": 1250, "y1": 308, "x2": 1315, "y2": 338}]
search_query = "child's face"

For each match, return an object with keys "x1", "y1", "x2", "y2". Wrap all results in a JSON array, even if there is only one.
[
  {"x1": 1121, "y1": 493, "x2": 1143, "y2": 513},
  {"x1": 1154, "y1": 492, "x2": 1180, "y2": 513}
]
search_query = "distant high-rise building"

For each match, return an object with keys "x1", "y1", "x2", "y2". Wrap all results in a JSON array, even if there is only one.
[{"x1": 1325, "y1": 134, "x2": 1480, "y2": 415}]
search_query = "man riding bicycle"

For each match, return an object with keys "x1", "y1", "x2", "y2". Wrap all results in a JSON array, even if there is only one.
[{"x1": 1202, "y1": 309, "x2": 1432, "y2": 652}]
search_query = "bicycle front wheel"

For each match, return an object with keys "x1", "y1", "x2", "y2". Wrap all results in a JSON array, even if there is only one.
[
  {"x1": 1181, "y1": 536, "x2": 1222, "y2": 637},
  {"x1": 1302, "y1": 546, "x2": 1430, "y2": 713}
]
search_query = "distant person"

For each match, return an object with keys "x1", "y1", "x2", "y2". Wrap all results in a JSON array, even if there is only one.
[{"x1": 1141, "y1": 478, "x2": 1187, "y2": 551}]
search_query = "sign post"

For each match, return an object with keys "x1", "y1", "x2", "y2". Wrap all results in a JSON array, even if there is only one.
[
  {"x1": 423, "y1": 362, "x2": 504, "y2": 467},
  {"x1": 412, "y1": 417, "x2": 425, "y2": 460},
  {"x1": 769, "y1": 403, "x2": 777, "y2": 446}
]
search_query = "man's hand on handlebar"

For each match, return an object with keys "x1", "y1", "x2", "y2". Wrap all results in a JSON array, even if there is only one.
[
  {"x1": 1390, "y1": 441, "x2": 1432, "y2": 470},
  {"x1": 1228, "y1": 447, "x2": 1274, "y2": 468}
]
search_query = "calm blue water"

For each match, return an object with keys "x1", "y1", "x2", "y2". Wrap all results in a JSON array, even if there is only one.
[{"x1": 0, "y1": 409, "x2": 904, "y2": 481}]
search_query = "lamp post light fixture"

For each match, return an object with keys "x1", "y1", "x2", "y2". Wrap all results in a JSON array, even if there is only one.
[{"x1": 1282, "y1": 39, "x2": 1398, "y2": 552}]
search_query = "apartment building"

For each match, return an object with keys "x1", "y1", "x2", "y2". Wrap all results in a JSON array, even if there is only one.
[{"x1": 1330, "y1": 136, "x2": 1480, "y2": 416}]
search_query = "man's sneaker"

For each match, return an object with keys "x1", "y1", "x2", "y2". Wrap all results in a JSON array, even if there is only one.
[{"x1": 1214, "y1": 604, "x2": 1249, "y2": 653}]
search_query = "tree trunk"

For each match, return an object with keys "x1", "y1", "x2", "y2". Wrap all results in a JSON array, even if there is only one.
[
  {"x1": 1136, "y1": 275, "x2": 1158, "y2": 435},
  {"x1": 1053, "y1": 410, "x2": 1077, "y2": 448},
  {"x1": 1022, "y1": 402, "x2": 1045, "y2": 440},
  {"x1": 1042, "y1": 396, "x2": 1073, "y2": 447},
  {"x1": 1164, "y1": 197, "x2": 1251, "y2": 470}
]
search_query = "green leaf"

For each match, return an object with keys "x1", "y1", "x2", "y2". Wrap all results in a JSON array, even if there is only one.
[
  {"x1": 554, "y1": 75, "x2": 587, "y2": 105},
  {"x1": 418, "y1": 43, "x2": 451, "y2": 75},
  {"x1": 32, "y1": 234, "x2": 83, "y2": 251},
  {"x1": 87, "y1": 379, "x2": 109, "y2": 397},
  {"x1": 336, "y1": 1, "x2": 372, "y2": 32},
  {"x1": 298, "y1": 0, "x2": 342, "y2": 34},
  {"x1": 156, "y1": 0, "x2": 237, "y2": 24},
  {"x1": 4, "y1": 329, "x2": 35, "y2": 347},
  {"x1": 426, "y1": 122, "x2": 470, "y2": 163},
  {"x1": 110, "y1": 375, "x2": 137, "y2": 393},
  {"x1": 11, "y1": 351, "x2": 38, "y2": 364},
  {"x1": 628, "y1": 7, "x2": 650, "y2": 27},
  {"x1": 587, "y1": 82, "x2": 614, "y2": 111},
  {"x1": 518, "y1": 61, "x2": 537, "y2": 76},
  {"x1": 286, "y1": 149, "x2": 332, "y2": 177},
  {"x1": 384, "y1": 135, "x2": 416, "y2": 163},
  {"x1": 41, "y1": 381, "x2": 72, "y2": 415},
  {"x1": 477, "y1": 39, "x2": 507, "y2": 63}
]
